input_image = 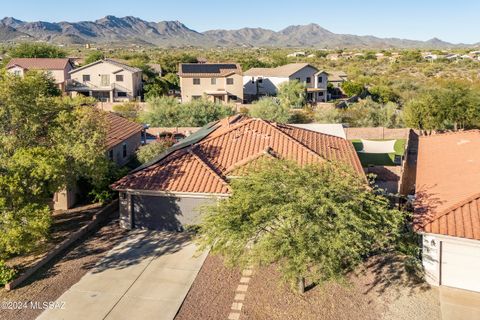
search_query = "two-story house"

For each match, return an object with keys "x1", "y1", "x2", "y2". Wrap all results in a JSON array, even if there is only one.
[
  {"x1": 6, "y1": 58, "x2": 74, "y2": 91},
  {"x1": 67, "y1": 59, "x2": 142, "y2": 102},
  {"x1": 243, "y1": 63, "x2": 328, "y2": 103},
  {"x1": 178, "y1": 63, "x2": 243, "y2": 104}
]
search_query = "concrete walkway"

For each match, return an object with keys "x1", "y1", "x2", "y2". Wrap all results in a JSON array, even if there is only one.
[
  {"x1": 37, "y1": 230, "x2": 208, "y2": 320},
  {"x1": 440, "y1": 286, "x2": 480, "y2": 320}
]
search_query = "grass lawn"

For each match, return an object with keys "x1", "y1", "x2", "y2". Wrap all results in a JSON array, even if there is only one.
[{"x1": 351, "y1": 139, "x2": 406, "y2": 167}]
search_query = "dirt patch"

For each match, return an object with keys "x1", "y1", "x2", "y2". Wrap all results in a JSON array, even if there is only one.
[
  {"x1": 0, "y1": 215, "x2": 128, "y2": 320},
  {"x1": 240, "y1": 254, "x2": 440, "y2": 320},
  {"x1": 175, "y1": 255, "x2": 241, "y2": 320}
]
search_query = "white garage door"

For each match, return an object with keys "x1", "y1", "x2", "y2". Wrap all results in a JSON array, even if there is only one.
[{"x1": 441, "y1": 241, "x2": 480, "y2": 292}]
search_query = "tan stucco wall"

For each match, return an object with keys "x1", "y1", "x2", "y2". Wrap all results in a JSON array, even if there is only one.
[
  {"x1": 70, "y1": 61, "x2": 142, "y2": 101},
  {"x1": 107, "y1": 131, "x2": 142, "y2": 167},
  {"x1": 7, "y1": 64, "x2": 73, "y2": 88},
  {"x1": 180, "y1": 73, "x2": 244, "y2": 103}
]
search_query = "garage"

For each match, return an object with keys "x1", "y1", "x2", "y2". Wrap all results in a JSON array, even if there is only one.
[
  {"x1": 119, "y1": 192, "x2": 216, "y2": 231},
  {"x1": 441, "y1": 241, "x2": 480, "y2": 292}
]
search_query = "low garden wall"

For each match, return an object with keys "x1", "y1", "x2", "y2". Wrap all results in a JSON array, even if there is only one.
[
  {"x1": 345, "y1": 127, "x2": 412, "y2": 140},
  {"x1": 5, "y1": 200, "x2": 119, "y2": 291}
]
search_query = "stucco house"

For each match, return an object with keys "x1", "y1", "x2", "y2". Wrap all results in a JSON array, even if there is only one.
[
  {"x1": 111, "y1": 115, "x2": 363, "y2": 231},
  {"x1": 414, "y1": 131, "x2": 480, "y2": 292},
  {"x1": 6, "y1": 58, "x2": 74, "y2": 91},
  {"x1": 53, "y1": 112, "x2": 144, "y2": 210},
  {"x1": 66, "y1": 59, "x2": 143, "y2": 102},
  {"x1": 243, "y1": 63, "x2": 328, "y2": 103},
  {"x1": 327, "y1": 71, "x2": 348, "y2": 88},
  {"x1": 178, "y1": 63, "x2": 243, "y2": 104}
]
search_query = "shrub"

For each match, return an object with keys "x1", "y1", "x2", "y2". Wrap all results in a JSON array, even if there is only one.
[
  {"x1": 136, "y1": 139, "x2": 175, "y2": 164},
  {"x1": 248, "y1": 97, "x2": 290, "y2": 123},
  {"x1": 0, "y1": 261, "x2": 16, "y2": 285}
]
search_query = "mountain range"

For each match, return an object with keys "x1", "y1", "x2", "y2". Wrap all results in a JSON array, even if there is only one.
[{"x1": 0, "y1": 15, "x2": 475, "y2": 49}]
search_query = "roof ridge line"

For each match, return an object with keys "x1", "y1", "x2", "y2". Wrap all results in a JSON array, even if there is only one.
[
  {"x1": 287, "y1": 123, "x2": 346, "y2": 140},
  {"x1": 260, "y1": 119, "x2": 327, "y2": 162},
  {"x1": 224, "y1": 147, "x2": 278, "y2": 174},
  {"x1": 197, "y1": 117, "x2": 256, "y2": 145},
  {"x1": 188, "y1": 147, "x2": 231, "y2": 191},
  {"x1": 421, "y1": 192, "x2": 480, "y2": 227}
]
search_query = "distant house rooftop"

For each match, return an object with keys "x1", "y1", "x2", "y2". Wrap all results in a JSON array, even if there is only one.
[
  {"x1": 69, "y1": 58, "x2": 142, "y2": 74},
  {"x1": 6, "y1": 58, "x2": 73, "y2": 70},
  {"x1": 244, "y1": 63, "x2": 323, "y2": 77},
  {"x1": 178, "y1": 63, "x2": 242, "y2": 77}
]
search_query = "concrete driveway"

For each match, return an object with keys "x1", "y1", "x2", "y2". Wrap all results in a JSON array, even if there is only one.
[
  {"x1": 37, "y1": 230, "x2": 208, "y2": 320},
  {"x1": 440, "y1": 286, "x2": 480, "y2": 320}
]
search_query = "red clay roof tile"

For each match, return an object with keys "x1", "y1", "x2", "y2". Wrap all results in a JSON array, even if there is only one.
[
  {"x1": 106, "y1": 113, "x2": 144, "y2": 150},
  {"x1": 112, "y1": 117, "x2": 363, "y2": 194},
  {"x1": 6, "y1": 58, "x2": 72, "y2": 70},
  {"x1": 414, "y1": 130, "x2": 480, "y2": 240}
]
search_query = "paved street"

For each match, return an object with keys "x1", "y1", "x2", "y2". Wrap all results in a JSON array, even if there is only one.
[{"x1": 37, "y1": 230, "x2": 207, "y2": 320}]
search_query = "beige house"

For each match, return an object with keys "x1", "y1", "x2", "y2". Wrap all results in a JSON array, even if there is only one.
[
  {"x1": 53, "y1": 112, "x2": 144, "y2": 210},
  {"x1": 243, "y1": 63, "x2": 328, "y2": 103},
  {"x1": 67, "y1": 59, "x2": 143, "y2": 102},
  {"x1": 178, "y1": 63, "x2": 243, "y2": 103},
  {"x1": 6, "y1": 58, "x2": 74, "y2": 91}
]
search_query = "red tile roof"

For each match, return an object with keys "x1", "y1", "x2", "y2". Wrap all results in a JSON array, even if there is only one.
[
  {"x1": 106, "y1": 113, "x2": 144, "y2": 150},
  {"x1": 6, "y1": 58, "x2": 72, "y2": 70},
  {"x1": 414, "y1": 130, "x2": 480, "y2": 240},
  {"x1": 112, "y1": 116, "x2": 363, "y2": 194}
]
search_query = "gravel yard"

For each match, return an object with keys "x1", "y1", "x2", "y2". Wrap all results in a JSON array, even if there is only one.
[
  {"x1": 241, "y1": 254, "x2": 440, "y2": 320},
  {"x1": 177, "y1": 253, "x2": 440, "y2": 320},
  {"x1": 0, "y1": 216, "x2": 128, "y2": 320},
  {"x1": 175, "y1": 255, "x2": 242, "y2": 320}
]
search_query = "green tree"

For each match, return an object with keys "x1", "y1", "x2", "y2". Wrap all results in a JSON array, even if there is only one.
[
  {"x1": 141, "y1": 97, "x2": 234, "y2": 127},
  {"x1": 140, "y1": 96, "x2": 180, "y2": 127},
  {"x1": 8, "y1": 43, "x2": 66, "y2": 58},
  {"x1": 248, "y1": 97, "x2": 290, "y2": 123},
  {"x1": 112, "y1": 102, "x2": 142, "y2": 122},
  {"x1": 136, "y1": 139, "x2": 175, "y2": 164},
  {"x1": 403, "y1": 80, "x2": 480, "y2": 131},
  {"x1": 84, "y1": 51, "x2": 105, "y2": 65},
  {"x1": 341, "y1": 81, "x2": 364, "y2": 97},
  {"x1": 144, "y1": 77, "x2": 170, "y2": 100},
  {"x1": 197, "y1": 160, "x2": 403, "y2": 292},
  {"x1": 0, "y1": 72, "x2": 110, "y2": 261},
  {"x1": 277, "y1": 80, "x2": 306, "y2": 108}
]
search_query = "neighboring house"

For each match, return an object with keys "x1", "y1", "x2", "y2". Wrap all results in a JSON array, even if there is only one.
[
  {"x1": 67, "y1": 59, "x2": 143, "y2": 102},
  {"x1": 414, "y1": 131, "x2": 480, "y2": 292},
  {"x1": 53, "y1": 112, "x2": 144, "y2": 210},
  {"x1": 243, "y1": 63, "x2": 328, "y2": 103},
  {"x1": 105, "y1": 112, "x2": 145, "y2": 167},
  {"x1": 287, "y1": 51, "x2": 306, "y2": 57},
  {"x1": 178, "y1": 63, "x2": 243, "y2": 104},
  {"x1": 5, "y1": 58, "x2": 74, "y2": 91},
  {"x1": 111, "y1": 115, "x2": 363, "y2": 231},
  {"x1": 327, "y1": 71, "x2": 348, "y2": 88}
]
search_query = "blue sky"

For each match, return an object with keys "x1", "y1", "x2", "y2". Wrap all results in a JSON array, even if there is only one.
[{"x1": 6, "y1": 0, "x2": 480, "y2": 43}]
